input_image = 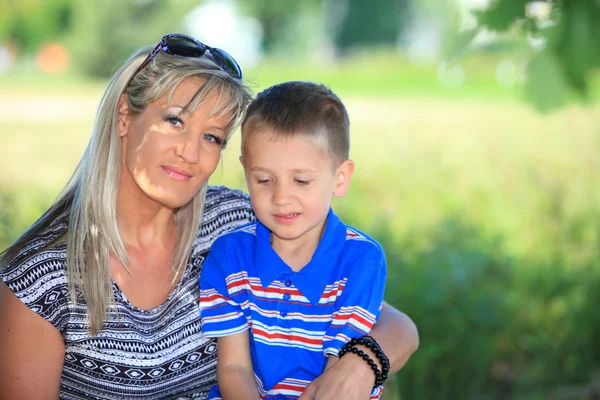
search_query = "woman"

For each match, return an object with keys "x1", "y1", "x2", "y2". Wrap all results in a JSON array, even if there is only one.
[{"x1": 0, "y1": 34, "x2": 418, "y2": 400}]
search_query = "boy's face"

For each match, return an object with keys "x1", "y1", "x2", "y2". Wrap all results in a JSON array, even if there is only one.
[{"x1": 242, "y1": 130, "x2": 354, "y2": 248}]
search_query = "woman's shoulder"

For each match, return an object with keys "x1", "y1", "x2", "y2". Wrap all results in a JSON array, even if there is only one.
[
  {"x1": 1, "y1": 212, "x2": 70, "y2": 330},
  {"x1": 2, "y1": 211, "x2": 69, "y2": 276},
  {"x1": 203, "y1": 185, "x2": 255, "y2": 228},
  {"x1": 192, "y1": 186, "x2": 256, "y2": 257},
  {"x1": 205, "y1": 185, "x2": 251, "y2": 209},
  {"x1": 0, "y1": 214, "x2": 68, "y2": 286}
]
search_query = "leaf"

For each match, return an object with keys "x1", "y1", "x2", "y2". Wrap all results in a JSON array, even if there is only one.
[
  {"x1": 554, "y1": 0, "x2": 599, "y2": 97},
  {"x1": 524, "y1": 51, "x2": 569, "y2": 112},
  {"x1": 474, "y1": 0, "x2": 529, "y2": 32},
  {"x1": 445, "y1": 28, "x2": 480, "y2": 64}
]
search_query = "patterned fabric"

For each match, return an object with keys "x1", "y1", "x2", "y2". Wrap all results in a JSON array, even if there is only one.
[
  {"x1": 199, "y1": 209, "x2": 387, "y2": 399},
  {"x1": 0, "y1": 186, "x2": 254, "y2": 400}
]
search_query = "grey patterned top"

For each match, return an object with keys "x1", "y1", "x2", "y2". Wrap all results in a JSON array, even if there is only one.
[{"x1": 0, "y1": 186, "x2": 255, "y2": 400}]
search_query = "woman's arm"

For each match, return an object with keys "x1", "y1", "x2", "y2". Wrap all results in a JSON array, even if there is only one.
[
  {"x1": 0, "y1": 281, "x2": 65, "y2": 400},
  {"x1": 370, "y1": 301, "x2": 420, "y2": 373},
  {"x1": 217, "y1": 331, "x2": 260, "y2": 400},
  {"x1": 298, "y1": 302, "x2": 418, "y2": 400}
]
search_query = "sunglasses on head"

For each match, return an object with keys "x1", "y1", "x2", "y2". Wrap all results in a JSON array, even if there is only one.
[{"x1": 130, "y1": 33, "x2": 243, "y2": 81}]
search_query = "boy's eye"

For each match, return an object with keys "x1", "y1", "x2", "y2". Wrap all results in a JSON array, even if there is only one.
[
  {"x1": 203, "y1": 133, "x2": 224, "y2": 146},
  {"x1": 295, "y1": 179, "x2": 310, "y2": 186},
  {"x1": 256, "y1": 178, "x2": 271, "y2": 184}
]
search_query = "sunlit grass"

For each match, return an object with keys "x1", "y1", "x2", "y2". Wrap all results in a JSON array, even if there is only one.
[
  {"x1": 1, "y1": 81, "x2": 598, "y2": 262},
  {"x1": 0, "y1": 51, "x2": 524, "y2": 98}
]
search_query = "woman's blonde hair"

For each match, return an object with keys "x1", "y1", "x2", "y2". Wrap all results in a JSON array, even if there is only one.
[{"x1": 1, "y1": 46, "x2": 252, "y2": 334}]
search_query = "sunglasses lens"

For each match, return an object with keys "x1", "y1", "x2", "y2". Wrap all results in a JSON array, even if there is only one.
[
  {"x1": 210, "y1": 49, "x2": 243, "y2": 79},
  {"x1": 161, "y1": 34, "x2": 242, "y2": 79},
  {"x1": 165, "y1": 35, "x2": 206, "y2": 57}
]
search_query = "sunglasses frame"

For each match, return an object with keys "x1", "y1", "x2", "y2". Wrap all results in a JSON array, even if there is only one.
[{"x1": 130, "y1": 33, "x2": 242, "y2": 82}]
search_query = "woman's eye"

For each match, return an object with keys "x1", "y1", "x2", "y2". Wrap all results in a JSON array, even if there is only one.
[
  {"x1": 203, "y1": 134, "x2": 224, "y2": 146},
  {"x1": 164, "y1": 116, "x2": 183, "y2": 127}
]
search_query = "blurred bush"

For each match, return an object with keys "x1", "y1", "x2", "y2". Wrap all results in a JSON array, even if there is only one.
[
  {"x1": 0, "y1": 0, "x2": 201, "y2": 78},
  {"x1": 0, "y1": 0, "x2": 73, "y2": 53},
  {"x1": 0, "y1": 188, "x2": 54, "y2": 252},
  {"x1": 339, "y1": 207, "x2": 600, "y2": 399}
]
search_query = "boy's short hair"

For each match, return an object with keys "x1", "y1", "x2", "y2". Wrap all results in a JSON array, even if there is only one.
[{"x1": 241, "y1": 81, "x2": 350, "y2": 168}]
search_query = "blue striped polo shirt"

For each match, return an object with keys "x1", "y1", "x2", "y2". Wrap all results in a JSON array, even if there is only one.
[{"x1": 199, "y1": 209, "x2": 387, "y2": 399}]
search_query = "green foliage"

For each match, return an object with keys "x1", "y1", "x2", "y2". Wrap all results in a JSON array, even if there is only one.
[
  {"x1": 0, "y1": 0, "x2": 75, "y2": 53},
  {"x1": 67, "y1": 0, "x2": 199, "y2": 78},
  {"x1": 236, "y1": 0, "x2": 412, "y2": 57},
  {"x1": 236, "y1": 0, "x2": 321, "y2": 54},
  {"x1": 524, "y1": 51, "x2": 570, "y2": 111},
  {"x1": 473, "y1": 0, "x2": 528, "y2": 32},
  {"x1": 335, "y1": 0, "x2": 409, "y2": 52},
  {"x1": 344, "y1": 211, "x2": 600, "y2": 399},
  {"x1": 375, "y1": 218, "x2": 515, "y2": 399},
  {"x1": 469, "y1": 0, "x2": 600, "y2": 112},
  {"x1": 0, "y1": 189, "x2": 53, "y2": 252},
  {"x1": 0, "y1": 0, "x2": 202, "y2": 77}
]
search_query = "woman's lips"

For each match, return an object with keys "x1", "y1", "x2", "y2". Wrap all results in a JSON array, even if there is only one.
[{"x1": 161, "y1": 165, "x2": 193, "y2": 181}]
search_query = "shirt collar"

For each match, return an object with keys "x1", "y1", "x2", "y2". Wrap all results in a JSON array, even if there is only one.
[
  {"x1": 255, "y1": 209, "x2": 347, "y2": 306},
  {"x1": 255, "y1": 221, "x2": 292, "y2": 288}
]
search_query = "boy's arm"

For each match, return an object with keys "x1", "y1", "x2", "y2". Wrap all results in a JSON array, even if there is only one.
[
  {"x1": 217, "y1": 331, "x2": 260, "y2": 400},
  {"x1": 300, "y1": 304, "x2": 419, "y2": 400},
  {"x1": 199, "y1": 236, "x2": 259, "y2": 399},
  {"x1": 321, "y1": 246, "x2": 387, "y2": 360},
  {"x1": 299, "y1": 246, "x2": 419, "y2": 400}
]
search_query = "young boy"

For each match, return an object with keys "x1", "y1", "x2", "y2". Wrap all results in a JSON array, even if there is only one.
[{"x1": 199, "y1": 81, "x2": 388, "y2": 399}]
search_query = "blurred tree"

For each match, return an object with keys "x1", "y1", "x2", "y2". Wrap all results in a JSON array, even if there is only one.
[
  {"x1": 333, "y1": 0, "x2": 411, "y2": 54},
  {"x1": 460, "y1": 0, "x2": 600, "y2": 112},
  {"x1": 235, "y1": 0, "x2": 322, "y2": 56},
  {"x1": 68, "y1": 0, "x2": 199, "y2": 78},
  {"x1": 0, "y1": 0, "x2": 75, "y2": 53},
  {"x1": 236, "y1": 0, "x2": 415, "y2": 58}
]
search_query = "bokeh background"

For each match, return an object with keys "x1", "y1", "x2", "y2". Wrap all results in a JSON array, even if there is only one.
[{"x1": 1, "y1": 0, "x2": 599, "y2": 399}]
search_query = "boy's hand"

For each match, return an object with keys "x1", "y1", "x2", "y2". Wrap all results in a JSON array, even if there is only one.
[{"x1": 298, "y1": 353, "x2": 374, "y2": 400}]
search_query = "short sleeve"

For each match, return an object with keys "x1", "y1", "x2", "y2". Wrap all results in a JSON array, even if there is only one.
[
  {"x1": 1, "y1": 241, "x2": 71, "y2": 334},
  {"x1": 322, "y1": 246, "x2": 387, "y2": 357},
  {"x1": 199, "y1": 235, "x2": 250, "y2": 338}
]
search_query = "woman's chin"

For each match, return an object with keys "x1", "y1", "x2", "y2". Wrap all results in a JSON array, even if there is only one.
[{"x1": 142, "y1": 191, "x2": 197, "y2": 211}]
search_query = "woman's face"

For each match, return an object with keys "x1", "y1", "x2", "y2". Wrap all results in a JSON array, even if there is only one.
[{"x1": 118, "y1": 77, "x2": 230, "y2": 211}]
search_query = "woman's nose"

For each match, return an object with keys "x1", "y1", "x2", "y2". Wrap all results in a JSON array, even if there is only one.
[{"x1": 175, "y1": 133, "x2": 201, "y2": 164}]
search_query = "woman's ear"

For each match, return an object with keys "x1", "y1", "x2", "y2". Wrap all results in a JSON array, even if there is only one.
[
  {"x1": 117, "y1": 94, "x2": 131, "y2": 138},
  {"x1": 333, "y1": 159, "x2": 355, "y2": 198}
]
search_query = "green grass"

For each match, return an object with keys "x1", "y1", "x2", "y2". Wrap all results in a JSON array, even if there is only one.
[
  {"x1": 4, "y1": 95, "x2": 598, "y2": 263},
  {"x1": 0, "y1": 51, "x2": 525, "y2": 98}
]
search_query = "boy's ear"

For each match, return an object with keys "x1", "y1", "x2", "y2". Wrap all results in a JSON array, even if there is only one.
[
  {"x1": 333, "y1": 159, "x2": 355, "y2": 197},
  {"x1": 117, "y1": 94, "x2": 131, "y2": 138},
  {"x1": 239, "y1": 155, "x2": 244, "y2": 167}
]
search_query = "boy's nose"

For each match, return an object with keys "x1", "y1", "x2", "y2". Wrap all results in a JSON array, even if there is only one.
[{"x1": 272, "y1": 183, "x2": 292, "y2": 206}]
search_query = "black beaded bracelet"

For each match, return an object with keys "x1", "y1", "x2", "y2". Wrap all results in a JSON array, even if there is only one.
[{"x1": 338, "y1": 335, "x2": 390, "y2": 388}]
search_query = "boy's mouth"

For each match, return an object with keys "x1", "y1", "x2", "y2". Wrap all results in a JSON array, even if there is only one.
[{"x1": 274, "y1": 213, "x2": 301, "y2": 224}]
